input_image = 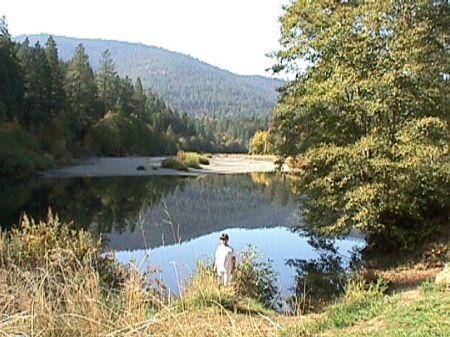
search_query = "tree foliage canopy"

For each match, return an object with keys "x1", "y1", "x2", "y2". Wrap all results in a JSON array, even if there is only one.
[{"x1": 271, "y1": 1, "x2": 449, "y2": 248}]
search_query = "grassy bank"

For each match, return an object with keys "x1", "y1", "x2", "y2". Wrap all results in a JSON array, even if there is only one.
[
  {"x1": 282, "y1": 280, "x2": 449, "y2": 337},
  {"x1": 1, "y1": 214, "x2": 448, "y2": 337}
]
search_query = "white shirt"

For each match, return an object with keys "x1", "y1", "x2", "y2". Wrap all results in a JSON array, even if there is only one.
[{"x1": 215, "y1": 243, "x2": 235, "y2": 273}]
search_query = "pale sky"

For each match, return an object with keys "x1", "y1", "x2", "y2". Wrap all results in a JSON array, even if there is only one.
[{"x1": 1, "y1": 0, "x2": 288, "y2": 78}]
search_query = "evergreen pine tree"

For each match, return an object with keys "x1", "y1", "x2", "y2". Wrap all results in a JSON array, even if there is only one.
[
  {"x1": 45, "y1": 36, "x2": 65, "y2": 119},
  {"x1": 96, "y1": 49, "x2": 117, "y2": 113},
  {"x1": 65, "y1": 43, "x2": 97, "y2": 142},
  {"x1": 0, "y1": 16, "x2": 24, "y2": 121},
  {"x1": 116, "y1": 76, "x2": 134, "y2": 116},
  {"x1": 17, "y1": 41, "x2": 51, "y2": 127},
  {"x1": 133, "y1": 77, "x2": 147, "y2": 120}
]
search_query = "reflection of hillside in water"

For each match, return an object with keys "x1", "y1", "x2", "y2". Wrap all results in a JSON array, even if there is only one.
[
  {"x1": 102, "y1": 174, "x2": 301, "y2": 250},
  {"x1": 1, "y1": 173, "x2": 300, "y2": 251}
]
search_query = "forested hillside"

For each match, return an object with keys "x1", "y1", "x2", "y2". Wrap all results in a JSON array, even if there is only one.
[
  {"x1": 16, "y1": 34, "x2": 283, "y2": 119},
  {"x1": 1, "y1": 18, "x2": 249, "y2": 177}
]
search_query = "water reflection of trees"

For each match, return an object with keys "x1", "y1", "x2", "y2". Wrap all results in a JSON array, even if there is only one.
[
  {"x1": 286, "y1": 234, "x2": 362, "y2": 313},
  {"x1": 107, "y1": 174, "x2": 300, "y2": 249},
  {"x1": 1, "y1": 174, "x2": 298, "y2": 245},
  {"x1": 0, "y1": 176, "x2": 188, "y2": 232},
  {"x1": 250, "y1": 172, "x2": 293, "y2": 207}
]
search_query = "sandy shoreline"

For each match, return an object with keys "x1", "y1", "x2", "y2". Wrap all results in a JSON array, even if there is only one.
[{"x1": 41, "y1": 154, "x2": 286, "y2": 178}]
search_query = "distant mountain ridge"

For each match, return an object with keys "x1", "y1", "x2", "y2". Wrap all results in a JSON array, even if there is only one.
[{"x1": 15, "y1": 34, "x2": 283, "y2": 118}]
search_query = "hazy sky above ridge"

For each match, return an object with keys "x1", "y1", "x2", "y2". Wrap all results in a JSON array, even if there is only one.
[{"x1": 1, "y1": 0, "x2": 288, "y2": 78}]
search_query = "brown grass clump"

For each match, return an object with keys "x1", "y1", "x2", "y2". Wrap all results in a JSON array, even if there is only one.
[
  {"x1": 376, "y1": 267, "x2": 442, "y2": 290},
  {"x1": 0, "y1": 211, "x2": 165, "y2": 337},
  {"x1": 149, "y1": 263, "x2": 286, "y2": 337},
  {"x1": 147, "y1": 309, "x2": 285, "y2": 337}
]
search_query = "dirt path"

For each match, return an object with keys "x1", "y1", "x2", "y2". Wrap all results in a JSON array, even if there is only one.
[{"x1": 41, "y1": 154, "x2": 287, "y2": 177}]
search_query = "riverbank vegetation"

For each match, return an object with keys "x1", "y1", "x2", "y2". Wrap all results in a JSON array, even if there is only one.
[
  {"x1": 249, "y1": 130, "x2": 274, "y2": 155},
  {"x1": 0, "y1": 17, "x2": 249, "y2": 178},
  {"x1": 1, "y1": 214, "x2": 448, "y2": 337},
  {"x1": 0, "y1": 126, "x2": 55, "y2": 176},
  {"x1": 267, "y1": 1, "x2": 449, "y2": 250},
  {"x1": 178, "y1": 151, "x2": 210, "y2": 167},
  {"x1": 162, "y1": 151, "x2": 210, "y2": 170},
  {"x1": 284, "y1": 279, "x2": 449, "y2": 337},
  {"x1": 0, "y1": 213, "x2": 280, "y2": 336}
]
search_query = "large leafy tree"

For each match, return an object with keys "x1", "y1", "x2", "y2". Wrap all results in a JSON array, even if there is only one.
[
  {"x1": 272, "y1": 1, "x2": 449, "y2": 248},
  {"x1": 273, "y1": 0, "x2": 449, "y2": 153}
]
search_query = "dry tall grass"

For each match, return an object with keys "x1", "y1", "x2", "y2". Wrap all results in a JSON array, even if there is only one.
[
  {"x1": 0, "y1": 212, "x2": 288, "y2": 337},
  {"x1": 148, "y1": 265, "x2": 284, "y2": 337},
  {"x1": 0, "y1": 212, "x2": 164, "y2": 337}
]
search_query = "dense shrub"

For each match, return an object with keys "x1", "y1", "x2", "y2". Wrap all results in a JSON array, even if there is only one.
[
  {"x1": 161, "y1": 151, "x2": 210, "y2": 171},
  {"x1": 161, "y1": 157, "x2": 188, "y2": 171},
  {"x1": 177, "y1": 151, "x2": 210, "y2": 167},
  {"x1": 297, "y1": 118, "x2": 449, "y2": 249},
  {"x1": 249, "y1": 130, "x2": 273, "y2": 155},
  {"x1": 89, "y1": 112, "x2": 165, "y2": 156},
  {"x1": 234, "y1": 246, "x2": 279, "y2": 308},
  {"x1": 198, "y1": 156, "x2": 210, "y2": 165},
  {"x1": 0, "y1": 126, "x2": 55, "y2": 176}
]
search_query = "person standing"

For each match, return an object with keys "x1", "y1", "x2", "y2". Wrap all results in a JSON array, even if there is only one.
[{"x1": 214, "y1": 233, "x2": 236, "y2": 286}]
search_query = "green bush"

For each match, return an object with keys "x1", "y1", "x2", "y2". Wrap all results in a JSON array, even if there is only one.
[
  {"x1": 234, "y1": 246, "x2": 279, "y2": 308},
  {"x1": 89, "y1": 112, "x2": 165, "y2": 156},
  {"x1": 181, "y1": 156, "x2": 201, "y2": 169},
  {"x1": 0, "y1": 127, "x2": 55, "y2": 176},
  {"x1": 177, "y1": 151, "x2": 210, "y2": 168},
  {"x1": 161, "y1": 157, "x2": 188, "y2": 171},
  {"x1": 198, "y1": 156, "x2": 210, "y2": 165},
  {"x1": 296, "y1": 117, "x2": 449, "y2": 250}
]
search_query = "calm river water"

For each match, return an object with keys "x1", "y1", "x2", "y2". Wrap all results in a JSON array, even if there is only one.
[{"x1": 0, "y1": 173, "x2": 365, "y2": 305}]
